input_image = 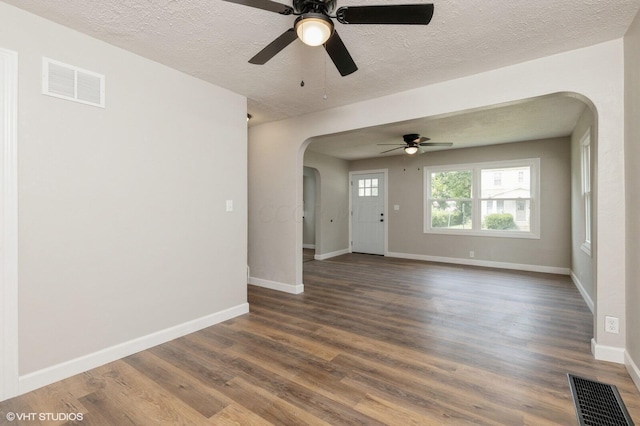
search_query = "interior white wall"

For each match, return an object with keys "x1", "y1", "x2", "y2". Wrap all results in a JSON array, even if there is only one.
[
  {"x1": 249, "y1": 39, "x2": 626, "y2": 359},
  {"x1": 302, "y1": 167, "x2": 316, "y2": 248},
  {"x1": 0, "y1": 2, "x2": 248, "y2": 395},
  {"x1": 624, "y1": 8, "x2": 640, "y2": 389},
  {"x1": 303, "y1": 150, "x2": 350, "y2": 258}
]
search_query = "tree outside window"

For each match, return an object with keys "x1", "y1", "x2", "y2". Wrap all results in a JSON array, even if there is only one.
[{"x1": 430, "y1": 170, "x2": 472, "y2": 229}]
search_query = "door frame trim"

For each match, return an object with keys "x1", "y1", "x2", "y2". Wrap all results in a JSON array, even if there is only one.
[
  {"x1": 349, "y1": 169, "x2": 388, "y2": 256},
  {"x1": 0, "y1": 47, "x2": 19, "y2": 402}
]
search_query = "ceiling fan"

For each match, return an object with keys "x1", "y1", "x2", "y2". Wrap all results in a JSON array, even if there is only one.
[
  {"x1": 378, "y1": 133, "x2": 453, "y2": 155},
  {"x1": 222, "y1": 0, "x2": 434, "y2": 76}
]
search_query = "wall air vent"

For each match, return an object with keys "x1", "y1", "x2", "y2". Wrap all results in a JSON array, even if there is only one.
[{"x1": 42, "y1": 58, "x2": 105, "y2": 108}]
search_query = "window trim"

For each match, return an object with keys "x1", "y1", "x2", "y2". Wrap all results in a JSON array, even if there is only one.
[
  {"x1": 424, "y1": 158, "x2": 541, "y2": 239},
  {"x1": 580, "y1": 129, "x2": 592, "y2": 256}
]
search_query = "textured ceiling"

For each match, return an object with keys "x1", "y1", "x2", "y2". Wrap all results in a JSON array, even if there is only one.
[
  {"x1": 307, "y1": 95, "x2": 587, "y2": 160},
  {"x1": 3, "y1": 0, "x2": 640, "y2": 126}
]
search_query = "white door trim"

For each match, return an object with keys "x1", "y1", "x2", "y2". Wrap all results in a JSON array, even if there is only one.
[
  {"x1": 0, "y1": 47, "x2": 19, "y2": 402},
  {"x1": 349, "y1": 169, "x2": 388, "y2": 255}
]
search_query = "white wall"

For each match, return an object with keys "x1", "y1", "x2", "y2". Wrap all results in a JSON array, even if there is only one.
[
  {"x1": 303, "y1": 150, "x2": 350, "y2": 258},
  {"x1": 249, "y1": 39, "x2": 626, "y2": 359},
  {"x1": 349, "y1": 138, "x2": 571, "y2": 272},
  {"x1": 302, "y1": 167, "x2": 316, "y2": 248},
  {"x1": 624, "y1": 9, "x2": 640, "y2": 389},
  {"x1": 0, "y1": 2, "x2": 248, "y2": 396}
]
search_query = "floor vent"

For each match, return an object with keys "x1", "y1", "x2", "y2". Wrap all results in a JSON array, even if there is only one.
[{"x1": 567, "y1": 374, "x2": 635, "y2": 426}]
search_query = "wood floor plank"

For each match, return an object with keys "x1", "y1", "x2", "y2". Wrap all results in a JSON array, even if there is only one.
[
  {"x1": 209, "y1": 404, "x2": 274, "y2": 426},
  {"x1": 87, "y1": 361, "x2": 209, "y2": 425},
  {"x1": 122, "y1": 351, "x2": 228, "y2": 418},
  {"x1": 2, "y1": 252, "x2": 640, "y2": 425},
  {"x1": 354, "y1": 393, "x2": 470, "y2": 426}
]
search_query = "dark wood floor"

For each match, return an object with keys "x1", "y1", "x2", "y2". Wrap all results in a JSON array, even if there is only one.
[{"x1": 2, "y1": 253, "x2": 640, "y2": 425}]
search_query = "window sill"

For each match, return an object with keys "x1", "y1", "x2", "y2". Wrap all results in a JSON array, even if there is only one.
[{"x1": 424, "y1": 228, "x2": 540, "y2": 240}]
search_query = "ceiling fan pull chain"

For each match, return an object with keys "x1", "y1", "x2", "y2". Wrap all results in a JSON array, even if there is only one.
[{"x1": 323, "y1": 53, "x2": 328, "y2": 100}]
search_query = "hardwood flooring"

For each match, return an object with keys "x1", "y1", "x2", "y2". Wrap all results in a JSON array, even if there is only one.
[
  {"x1": 2, "y1": 253, "x2": 640, "y2": 425},
  {"x1": 303, "y1": 248, "x2": 315, "y2": 262}
]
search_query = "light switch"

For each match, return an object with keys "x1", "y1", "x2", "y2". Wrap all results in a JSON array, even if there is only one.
[
  {"x1": 226, "y1": 200, "x2": 233, "y2": 212},
  {"x1": 394, "y1": 205, "x2": 400, "y2": 211}
]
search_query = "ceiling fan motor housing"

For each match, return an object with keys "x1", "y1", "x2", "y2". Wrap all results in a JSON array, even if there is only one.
[
  {"x1": 403, "y1": 133, "x2": 421, "y2": 143},
  {"x1": 293, "y1": 0, "x2": 336, "y2": 14}
]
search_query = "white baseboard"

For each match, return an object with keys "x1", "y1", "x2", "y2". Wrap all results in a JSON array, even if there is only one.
[
  {"x1": 570, "y1": 271, "x2": 594, "y2": 313},
  {"x1": 18, "y1": 303, "x2": 249, "y2": 396},
  {"x1": 315, "y1": 248, "x2": 350, "y2": 261},
  {"x1": 625, "y1": 351, "x2": 640, "y2": 393},
  {"x1": 302, "y1": 244, "x2": 316, "y2": 249},
  {"x1": 386, "y1": 251, "x2": 571, "y2": 275},
  {"x1": 249, "y1": 276, "x2": 304, "y2": 294},
  {"x1": 591, "y1": 338, "x2": 625, "y2": 364}
]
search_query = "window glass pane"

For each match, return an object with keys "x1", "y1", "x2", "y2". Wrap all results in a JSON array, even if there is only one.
[
  {"x1": 493, "y1": 172, "x2": 502, "y2": 186},
  {"x1": 359, "y1": 179, "x2": 364, "y2": 188},
  {"x1": 430, "y1": 170, "x2": 472, "y2": 198},
  {"x1": 481, "y1": 166, "x2": 530, "y2": 199},
  {"x1": 365, "y1": 179, "x2": 371, "y2": 188},
  {"x1": 372, "y1": 188, "x2": 378, "y2": 196},
  {"x1": 372, "y1": 178, "x2": 378, "y2": 188},
  {"x1": 481, "y1": 199, "x2": 530, "y2": 231},
  {"x1": 358, "y1": 188, "x2": 364, "y2": 197},
  {"x1": 364, "y1": 188, "x2": 371, "y2": 196},
  {"x1": 431, "y1": 200, "x2": 472, "y2": 229}
]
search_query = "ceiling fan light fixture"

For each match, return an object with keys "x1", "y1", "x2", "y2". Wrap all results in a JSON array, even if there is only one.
[
  {"x1": 295, "y1": 14, "x2": 334, "y2": 46},
  {"x1": 404, "y1": 145, "x2": 419, "y2": 155}
]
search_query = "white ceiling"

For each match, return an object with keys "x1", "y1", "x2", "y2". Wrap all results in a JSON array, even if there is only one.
[
  {"x1": 3, "y1": 0, "x2": 640, "y2": 127},
  {"x1": 307, "y1": 94, "x2": 587, "y2": 160}
]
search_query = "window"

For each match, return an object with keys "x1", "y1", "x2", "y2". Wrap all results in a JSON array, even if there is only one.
[
  {"x1": 424, "y1": 159, "x2": 540, "y2": 238},
  {"x1": 493, "y1": 172, "x2": 502, "y2": 186},
  {"x1": 581, "y1": 130, "x2": 592, "y2": 255},
  {"x1": 428, "y1": 169, "x2": 472, "y2": 230},
  {"x1": 358, "y1": 178, "x2": 379, "y2": 197}
]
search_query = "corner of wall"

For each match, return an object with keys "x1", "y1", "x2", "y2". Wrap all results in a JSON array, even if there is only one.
[
  {"x1": 591, "y1": 338, "x2": 625, "y2": 364},
  {"x1": 625, "y1": 351, "x2": 640, "y2": 392},
  {"x1": 570, "y1": 271, "x2": 594, "y2": 313}
]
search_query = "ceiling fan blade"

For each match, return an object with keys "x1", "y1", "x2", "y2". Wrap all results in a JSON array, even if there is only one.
[
  {"x1": 417, "y1": 137, "x2": 430, "y2": 143},
  {"x1": 377, "y1": 144, "x2": 406, "y2": 146},
  {"x1": 380, "y1": 146, "x2": 404, "y2": 154},
  {"x1": 419, "y1": 142, "x2": 453, "y2": 147},
  {"x1": 336, "y1": 4, "x2": 434, "y2": 25},
  {"x1": 222, "y1": 0, "x2": 293, "y2": 15},
  {"x1": 249, "y1": 28, "x2": 298, "y2": 65},
  {"x1": 324, "y1": 30, "x2": 358, "y2": 76}
]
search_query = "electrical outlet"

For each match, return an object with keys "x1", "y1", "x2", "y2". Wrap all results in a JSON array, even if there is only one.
[
  {"x1": 605, "y1": 316, "x2": 619, "y2": 334},
  {"x1": 469, "y1": 251, "x2": 475, "y2": 258}
]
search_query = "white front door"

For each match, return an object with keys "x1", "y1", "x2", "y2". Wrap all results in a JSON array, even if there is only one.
[{"x1": 351, "y1": 172, "x2": 385, "y2": 255}]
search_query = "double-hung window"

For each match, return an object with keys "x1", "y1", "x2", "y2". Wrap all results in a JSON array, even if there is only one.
[{"x1": 424, "y1": 158, "x2": 540, "y2": 238}]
